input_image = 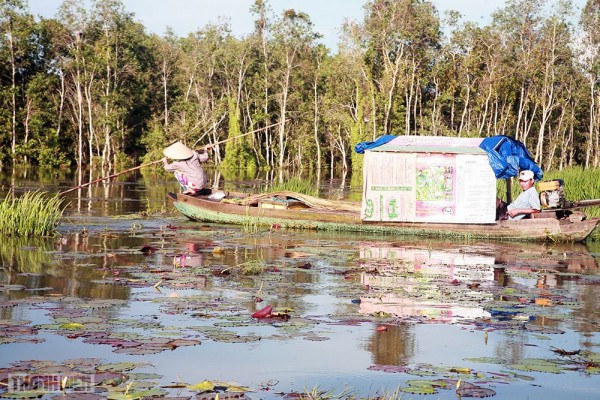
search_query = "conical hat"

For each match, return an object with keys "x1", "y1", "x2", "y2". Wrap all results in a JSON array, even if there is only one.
[{"x1": 163, "y1": 141, "x2": 194, "y2": 160}]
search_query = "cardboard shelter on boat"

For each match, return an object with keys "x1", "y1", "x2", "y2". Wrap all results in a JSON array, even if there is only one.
[{"x1": 361, "y1": 136, "x2": 497, "y2": 224}]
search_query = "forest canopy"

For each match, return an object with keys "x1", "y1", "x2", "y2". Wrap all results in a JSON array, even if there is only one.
[{"x1": 1, "y1": 0, "x2": 599, "y2": 177}]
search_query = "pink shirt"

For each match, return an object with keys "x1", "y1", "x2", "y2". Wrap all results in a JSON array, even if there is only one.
[{"x1": 163, "y1": 151, "x2": 209, "y2": 188}]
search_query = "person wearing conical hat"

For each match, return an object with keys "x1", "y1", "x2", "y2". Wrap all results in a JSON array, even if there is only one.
[{"x1": 162, "y1": 141, "x2": 211, "y2": 195}]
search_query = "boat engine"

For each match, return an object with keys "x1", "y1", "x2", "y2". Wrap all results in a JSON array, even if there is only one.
[{"x1": 538, "y1": 179, "x2": 565, "y2": 209}]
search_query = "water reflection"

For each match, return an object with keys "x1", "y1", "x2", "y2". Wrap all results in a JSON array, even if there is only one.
[
  {"x1": 366, "y1": 323, "x2": 415, "y2": 366},
  {"x1": 0, "y1": 237, "x2": 55, "y2": 274},
  {"x1": 358, "y1": 241, "x2": 598, "y2": 313},
  {"x1": 0, "y1": 235, "x2": 131, "y2": 305},
  {"x1": 357, "y1": 239, "x2": 600, "y2": 370},
  {"x1": 359, "y1": 243, "x2": 495, "y2": 322}
]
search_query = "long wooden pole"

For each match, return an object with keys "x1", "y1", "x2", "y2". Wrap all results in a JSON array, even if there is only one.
[
  {"x1": 59, "y1": 121, "x2": 285, "y2": 195},
  {"x1": 197, "y1": 120, "x2": 284, "y2": 149},
  {"x1": 58, "y1": 160, "x2": 163, "y2": 195}
]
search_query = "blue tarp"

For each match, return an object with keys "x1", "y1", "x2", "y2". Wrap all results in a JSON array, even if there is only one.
[
  {"x1": 354, "y1": 135, "x2": 397, "y2": 154},
  {"x1": 479, "y1": 135, "x2": 543, "y2": 181}
]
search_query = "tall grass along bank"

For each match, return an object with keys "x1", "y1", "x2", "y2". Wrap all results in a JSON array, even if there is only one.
[
  {"x1": 0, "y1": 191, "x2": 65, "y2": 237},
  {"x1": 269, "y1": 177, "x2": 318, "y2": 197}
]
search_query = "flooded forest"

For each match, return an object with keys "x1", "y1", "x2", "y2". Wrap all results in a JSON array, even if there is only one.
[{"x1": 0, "y1": 0, "x2": 600, "y2": 176}]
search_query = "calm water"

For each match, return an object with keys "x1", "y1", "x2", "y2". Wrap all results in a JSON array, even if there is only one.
[{"x1": 1, "y1": 168, "x2": 599, "y2": 399}]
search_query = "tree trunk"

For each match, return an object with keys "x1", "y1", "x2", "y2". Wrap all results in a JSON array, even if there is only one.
[
  {"x1": 84, "y1": 74, "x2": 95, "y2": 170},
  {"x1": 162, "y1": 60, "x2": 169, "y2": 129},
  {"x1": 8, "y1": 26, "x2": 17, "y2": 162},
  {"x1": 24, "y1": 97, "x2": 31, "y2": 164},
  {"x1": 458, "y1": 82, "x2": 471, "y2": 136},
  {"x1": 74, "y1": 71, "x2": 84, "y2": 170},
  {"x1": 515, "y1": 84, "x2": 527, "y2": 141},
  {"x1": 313, "y1": 73, "x2": 322, "y2": 173},
  {"x1": 277, "y1": 61, "x2": 291, "y2": 179}
]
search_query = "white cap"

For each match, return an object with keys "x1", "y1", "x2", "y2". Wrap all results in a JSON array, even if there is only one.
[
  {"x1": 163, "y1": 141, "x2": 194, "y2": 160},
  {"x1": 518, "y1": 170, "x2": 534, "y2": 181}
]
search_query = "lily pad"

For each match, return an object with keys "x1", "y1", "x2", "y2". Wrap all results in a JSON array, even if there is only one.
[
  {"x1": 90, "y1": 372, "x2": 128, "y2": 386},
  {"x1": 59, "y1": 322, "x2": 86, "y2": 330},
  {"x1": 51, "y1": 394, "x2": 105, "y2": 400},
  {"x1": 463, "y1": 357, "x2": 504, "y2": 364},
  {"x1": 399, "y1": 386, "x2": 437, "y2": 395},
  {"x1": 105, "y1": 388, "x2": 167, "y2": 399},
  {"x1": 456, "y1": 385, "x2": 496, "y2": 398},
  {"x1": 584, "y1": 366, "x2": 600, "y2": 375},
  {"x1": 406, "y1": 379, "x2": 448, "y2": 389},
  {"x1": 112, "y1": 347, "x2": 163, "y2": 355},
  {"x1": 51, "y1": 394, "x2": 104, "y2": 400},
  {"x1": 367, "y1": 365, "x2": 409, "y2": 373},
  {"x1": 96, "y1": 363, "x2": 138, "y2": 373},
  {"x1": 0, "y1": 390, "x2": 47, "y2": 399},
  {"x1": 405, "y1": 369, "x2": 437, "y2": 377},
  {"x1": 509, "y1": 363, "x2": 562, "y2": 374}
]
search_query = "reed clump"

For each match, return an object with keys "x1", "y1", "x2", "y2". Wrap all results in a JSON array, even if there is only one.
[
  {"x1": 0, "y1": 191, "x2": 65, "y2": 237},
  {"x1": 270, "y1": 177, "x2": 318, "y2": 197},
  {"x1": 240, "y1": 260, "x2": 265, "y2": 275}
]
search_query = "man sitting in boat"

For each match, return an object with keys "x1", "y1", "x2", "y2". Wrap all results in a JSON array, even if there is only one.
[
  {"x1": 162, "y1": 141, "x2": 210, "y2": 195},
  {"x1": 497, "y1": 170, "x2": 541, "y2": 220}
]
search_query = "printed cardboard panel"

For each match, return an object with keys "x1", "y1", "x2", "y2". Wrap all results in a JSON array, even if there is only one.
[
  {"x1": 361, "y1": 152, "x2": 417, "y2": 222},
  {"x1": 361, "y1": 151, "x2": 496, "y2": 223}
]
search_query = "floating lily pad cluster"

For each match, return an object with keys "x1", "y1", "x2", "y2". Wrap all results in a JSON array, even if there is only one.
[
  {"x1": 24, "y1": 297, "x2": 202, "y2": 355},
  {"x1": 0, "y1": 358, "x2": 253, "y2": 399}
]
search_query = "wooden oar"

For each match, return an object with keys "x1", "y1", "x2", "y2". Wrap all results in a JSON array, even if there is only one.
[{"x1": 58, "y1": 160, "x2": 163, "y2": 195}]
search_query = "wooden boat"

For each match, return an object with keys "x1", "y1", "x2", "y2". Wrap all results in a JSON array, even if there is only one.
[{"x1": 168, "y1": 190, "x2": 600, "y2": 242}]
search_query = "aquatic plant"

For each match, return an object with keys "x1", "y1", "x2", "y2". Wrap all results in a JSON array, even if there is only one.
[
  {"x1": 0, "y1": 191, "x2": 65, "y2": 237},
  {"x1": 303, "y1": 385, "x2": 356, "y2": 400},
  {"x1": 242, "y1": 206, "x2": 261, "y2": 233},
  {"x1": 221, "y1": 260, "x2": 265, "y2": 275},
  {"x1": 240, "y1": 260, "x2": 265, "y2": 275},
  {"x1": 270, "y1": 177, "x2": 318, "y2": 197}
]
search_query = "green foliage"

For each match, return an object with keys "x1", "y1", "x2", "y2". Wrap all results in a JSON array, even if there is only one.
[
  {"x1": 220, "y1": 97, "x2": 257, "y2": 171},
  {"x1": 140, "y1": 120, "x2": 168, "y2": 165},
  {"x1": 350, "y1": 85, "x2": 369, "y2": 174},
  {"x1": 0, "y1": 191, "x2": 65, "y2": 237},
  {"x1": 36, "y1": 141, "x2": 71, "y2": 168}
]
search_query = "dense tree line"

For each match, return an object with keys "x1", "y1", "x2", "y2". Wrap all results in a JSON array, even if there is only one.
[{"x1": 1, "y1": 0, "x2": 599, "y2": 178}]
